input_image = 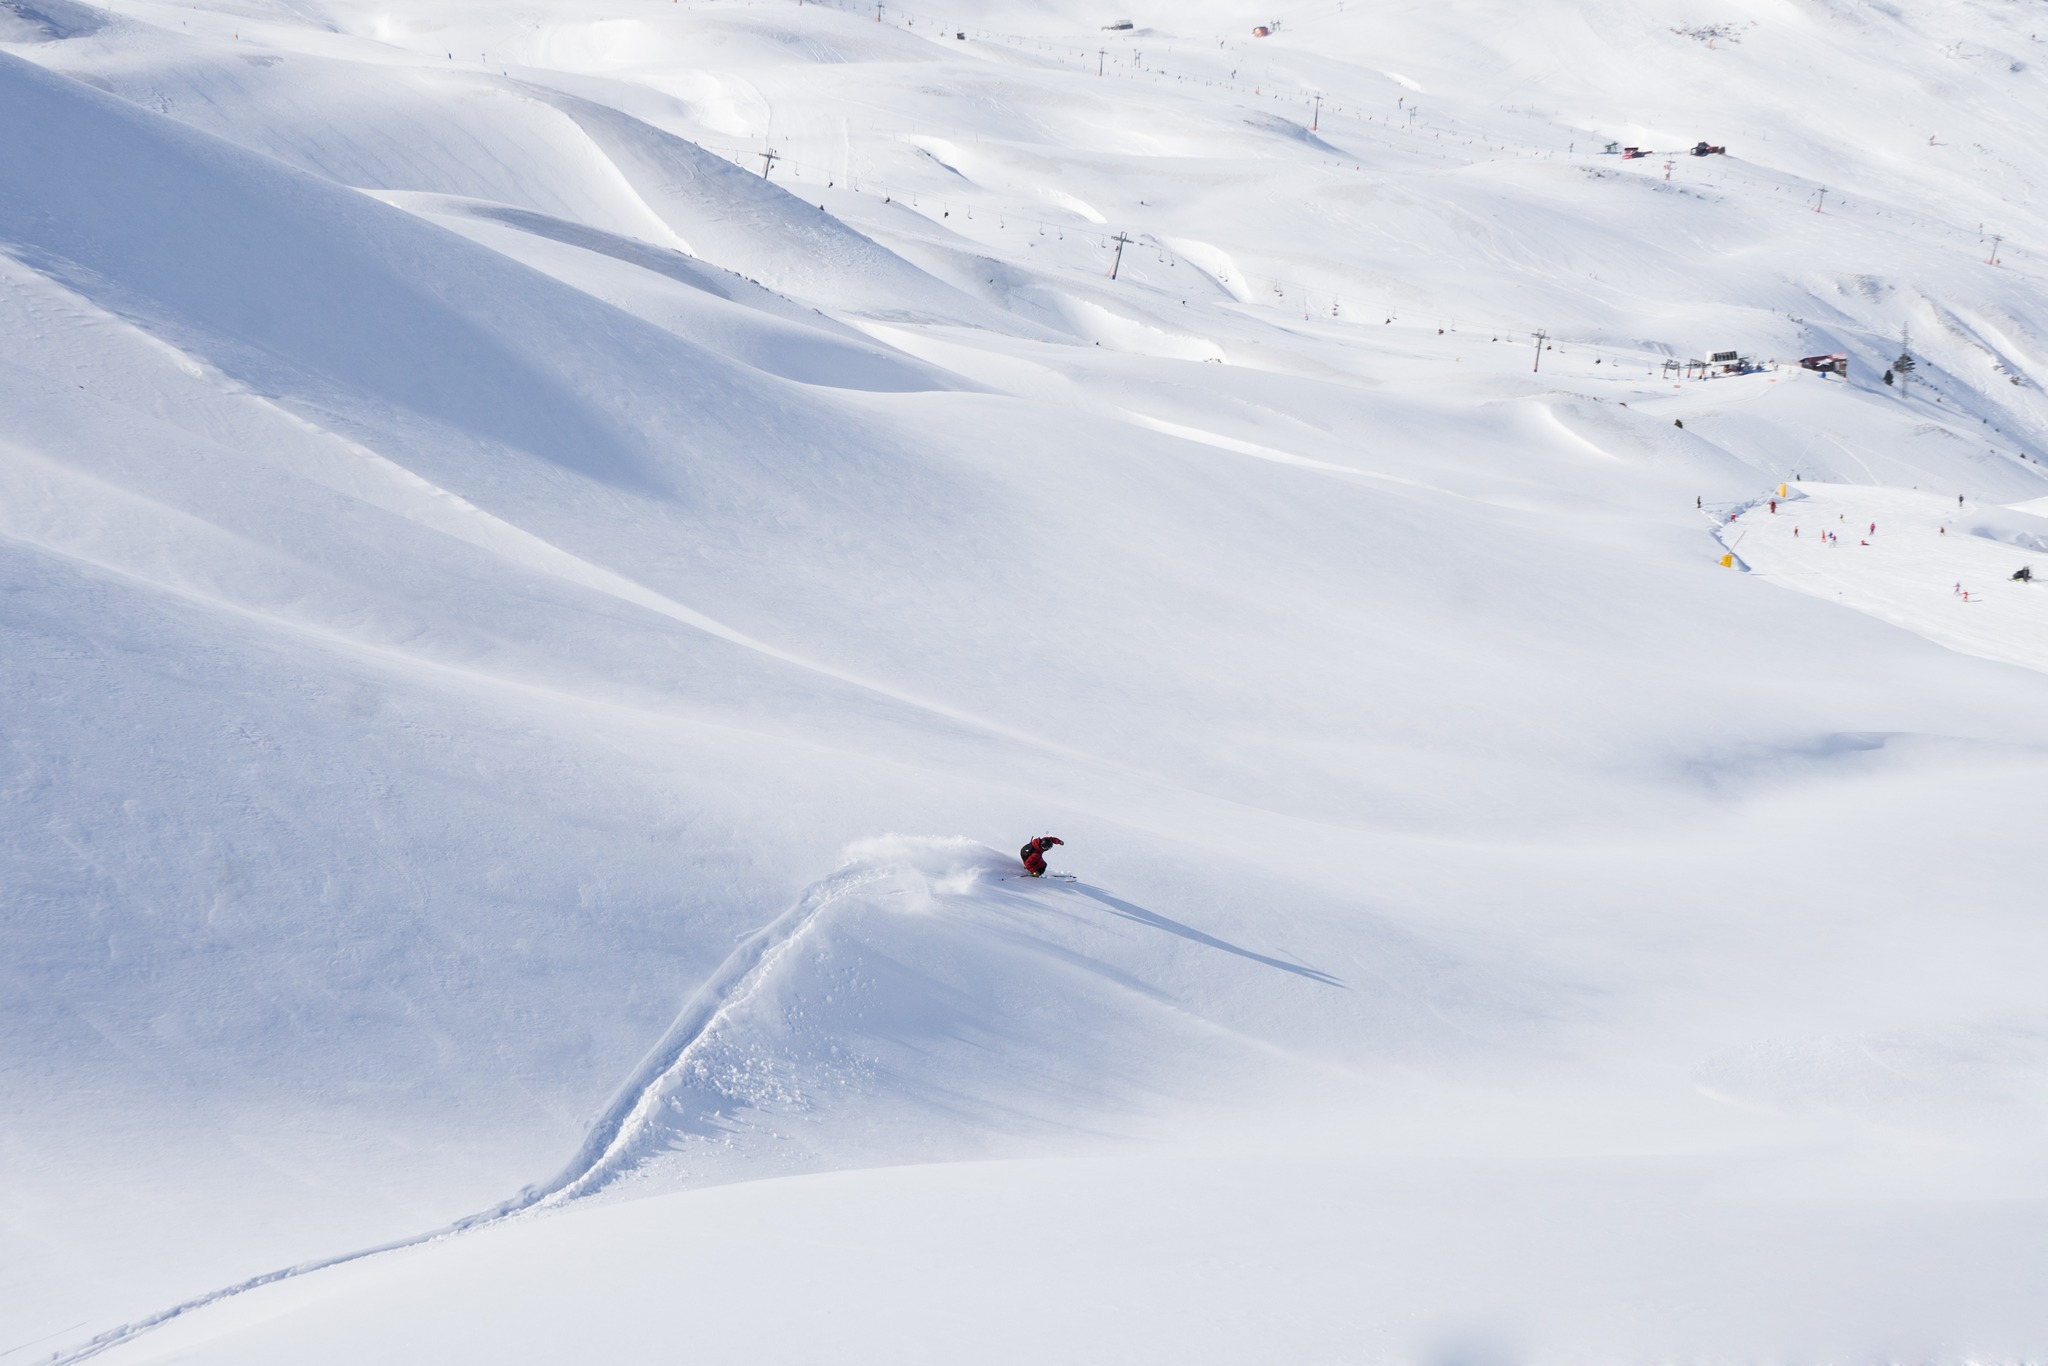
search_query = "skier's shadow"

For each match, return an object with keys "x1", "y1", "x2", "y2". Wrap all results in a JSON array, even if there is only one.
[{"x1": 1069, "y1": 883, "x2": 1345, "y2": 987}]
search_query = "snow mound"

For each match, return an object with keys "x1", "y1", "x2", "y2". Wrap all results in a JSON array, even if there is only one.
[
  {"x1": 555, "y1": 836, "x2": 1329, "y2": 1202},
  {"x1": 1963, "y1": 504, "x2": 2048, "y2": 555}
]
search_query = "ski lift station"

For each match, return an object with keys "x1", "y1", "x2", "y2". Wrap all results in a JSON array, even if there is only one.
[{"x1": 1665, "y1": 350, "x2": 1763, "y2": 379}]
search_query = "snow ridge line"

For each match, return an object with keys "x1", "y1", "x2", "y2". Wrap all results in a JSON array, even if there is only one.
[{"x1": 44, "y1": 863, "x2": 885, "y2": 1366}]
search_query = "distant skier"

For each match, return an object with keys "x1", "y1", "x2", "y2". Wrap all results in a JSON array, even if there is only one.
[
  {"x1": 2015, "y1": 566, "x2": 2034, "y2": 583},
  {"x1": 1019, "y1": 835, "x2": 1064, "y2": 878}
]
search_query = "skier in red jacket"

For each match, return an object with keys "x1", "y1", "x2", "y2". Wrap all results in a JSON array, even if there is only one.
[{"x1": 1019, "y1": 835, "x2": 1064, "y2": 877}]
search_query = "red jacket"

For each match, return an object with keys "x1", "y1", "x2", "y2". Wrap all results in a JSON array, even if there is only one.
[{"x1": 1019, "y1": 836, "x2": 1063, "y2": 875}]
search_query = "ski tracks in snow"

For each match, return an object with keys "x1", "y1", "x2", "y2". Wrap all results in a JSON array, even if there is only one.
[
  {"x1": 532, "y1": 863, "x2": 889, "y2": 1206},
  {"x1": 43, "y1": 860, "x2": 889, "y2": 1366}
]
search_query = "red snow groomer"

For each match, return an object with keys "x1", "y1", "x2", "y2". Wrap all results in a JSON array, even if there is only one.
[{"x1": 1799, "y1": 353, "x2": 1849, "y2": 377}]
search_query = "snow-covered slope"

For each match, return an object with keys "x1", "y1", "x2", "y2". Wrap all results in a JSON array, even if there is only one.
[{"x1": 4, "y1": 1, "x2": 2047, "y2": 1361}]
